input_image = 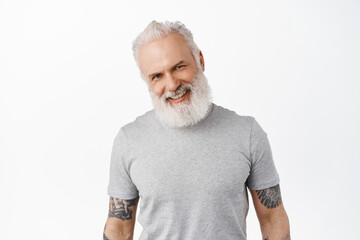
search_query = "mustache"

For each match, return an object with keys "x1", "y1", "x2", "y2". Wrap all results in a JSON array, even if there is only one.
[{"x1": 161, "y1": 83, "x2": 192, "y2": 100}]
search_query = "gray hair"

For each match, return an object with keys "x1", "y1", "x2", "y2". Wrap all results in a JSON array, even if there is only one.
[{"x1": 132, "y1": 20, "x2": 201, "y2": 80}]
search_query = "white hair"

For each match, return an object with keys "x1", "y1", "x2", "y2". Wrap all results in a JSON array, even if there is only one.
[{"x1": 132, "y1": 20, "x2": 202, "y2": 80}]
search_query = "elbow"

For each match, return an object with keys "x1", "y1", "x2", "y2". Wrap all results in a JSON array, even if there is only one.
[
  {"x1": 259, "y1": 208, "x2": 290, "y2": 229},
  {"x1": 104, "y1": 231, "x2": 133, "y2": 240},
  {"x1": 103, "y1": 223, "x2": 134, "y2": 240}
]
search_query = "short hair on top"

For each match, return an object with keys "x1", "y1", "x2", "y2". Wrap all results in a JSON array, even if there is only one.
[{"x1": 132, "y1": 20, "x2": 202, "y2": 79}]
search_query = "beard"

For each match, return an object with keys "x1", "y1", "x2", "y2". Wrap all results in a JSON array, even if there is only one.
[{"x1": 149, "y1": 70, "x2": 213, "y2": 128}]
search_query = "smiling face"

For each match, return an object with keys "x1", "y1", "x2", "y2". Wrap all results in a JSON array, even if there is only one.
[
  {"x1": 138, "y1": 33, "x2": 204, "y2": 106},
  {"x1": 137, "y1": 32, "x2": 212, "y2": 128}
]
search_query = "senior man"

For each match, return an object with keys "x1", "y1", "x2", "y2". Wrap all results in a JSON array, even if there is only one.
[{"x1": 103, "y1": 20, "x2": 290, "y2": 240}]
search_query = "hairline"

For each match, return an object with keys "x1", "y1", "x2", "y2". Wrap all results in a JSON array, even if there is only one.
[{"x1": 132, "y1": 21, "x2": 202, "y2": 81}]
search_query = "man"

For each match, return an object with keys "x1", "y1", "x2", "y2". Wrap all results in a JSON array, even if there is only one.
[{"x1": 103, "y1": 20, "x2": 290, "y2": 240}]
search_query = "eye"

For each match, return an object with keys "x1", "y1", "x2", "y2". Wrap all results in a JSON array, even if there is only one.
[
  {"x1": 152, "y1": 73, "x2": 161, "y2": 80},
  {"x1": 176, "y1": 65, "x2": 185, "y2": 70}
]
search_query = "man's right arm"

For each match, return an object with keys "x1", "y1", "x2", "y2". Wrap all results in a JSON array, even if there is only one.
[{"x1": 103, "y1": 196, "x2": 140, "y2": 240}]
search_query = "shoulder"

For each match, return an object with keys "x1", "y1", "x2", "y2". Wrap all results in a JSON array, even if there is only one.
[
  {"x1": 114, "y1": 109, "x2": 157, "y2": 141},
  {"x1": 212, "y1": 103, "x2": 255, "y2": 129},
  {"x1": 213, "y1": 104, "x2": 267, "y2": 136}
]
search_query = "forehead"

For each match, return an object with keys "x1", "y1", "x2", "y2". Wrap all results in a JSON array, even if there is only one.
[{"x1": 138, "y1": 33, "x2": 195, "y2": 75}]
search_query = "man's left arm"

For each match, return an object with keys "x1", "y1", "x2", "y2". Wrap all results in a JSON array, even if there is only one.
[{"x1": 249, "y1": 184, "x2": 291, "y2": 240}]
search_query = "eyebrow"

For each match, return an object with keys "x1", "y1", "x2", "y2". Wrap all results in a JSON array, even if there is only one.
[{"x1": 148, "y1": 60, "x2": 186, "y2": 79}]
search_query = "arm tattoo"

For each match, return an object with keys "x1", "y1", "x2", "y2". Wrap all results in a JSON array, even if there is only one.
[
  {"x1": 103, "y1": 232, "x2": 110, "y2": 240},
  {"x1": 255, "y1": 184, "x2": 282, "y2": 209},
  {"x1": 108, "y1": 197, "x2": 137, "y2": 220},
  {"x1": 264, "y1": 232, "x2": 291, "y2": 240},
  {"x1": 284, "y1": 233, "x2": 291, "y2": 240},
  {"x1": 103, "y1": 224, "x2": 110, "y2": 240}
]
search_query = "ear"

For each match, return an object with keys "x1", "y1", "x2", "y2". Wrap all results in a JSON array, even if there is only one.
[{"x1": 199, "y1": 50, "x2": 205, "y2": 71}]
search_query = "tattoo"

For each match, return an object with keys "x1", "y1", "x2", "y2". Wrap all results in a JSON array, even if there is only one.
[
  {"x1": 263, "y1": 232, "x2": 290, "y2": 240},
  {"x1": 108, "y1": 197, "x2": 137, "y2": 220},
  {"x1": 103, "y1": 232, "x2": 110, "y2": 240},
  {"x1": 283, "y1": 232, "x2": 291, "y2": 240},
  {"x1": 103, "y1": 224, "x2": 110, "y2": 240},
  {"x1": 256, "y1": 184, "x2": 282, "y2": 209}
]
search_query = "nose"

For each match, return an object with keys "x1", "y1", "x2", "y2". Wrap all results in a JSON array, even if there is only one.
[{"x1": 164, "y1": 73, "x2": 181, "y2": 92}]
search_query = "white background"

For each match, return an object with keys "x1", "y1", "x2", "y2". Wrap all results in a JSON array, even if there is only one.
[{"x1": 1, "y1": 0, "x2": 359, "y2": 239}]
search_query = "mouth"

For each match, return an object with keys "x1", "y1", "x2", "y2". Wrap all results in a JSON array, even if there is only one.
[{"x1": 167, "y1": 89, "x2": 190, "y2": 104}]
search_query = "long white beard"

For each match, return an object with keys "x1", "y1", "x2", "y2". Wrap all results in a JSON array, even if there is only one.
[{"x1": 149, "y1": 70, "x2": 213, "y2": 128}]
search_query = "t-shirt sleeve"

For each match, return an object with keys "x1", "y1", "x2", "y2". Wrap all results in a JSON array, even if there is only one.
[
  {"x1": 246, "y1": 117, "x2": 280, "y2": 190},
  {"x1": 107, "y1": 128, "x2": 139, "y2": 199}
]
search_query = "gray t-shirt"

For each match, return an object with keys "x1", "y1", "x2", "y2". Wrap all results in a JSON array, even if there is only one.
[{"x1": 107, "y1": 103, "x2": 280, "y2": 240}]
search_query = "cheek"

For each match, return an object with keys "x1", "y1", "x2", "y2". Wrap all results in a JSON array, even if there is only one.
[
  {"x1": 185, "y1": 67, "x2": 198, "y2": 82},
  {"x1": 151, "y1": 82, "x2": 165, "y2": 97},
  {"x1": 175, "y1": 71, "x2": 195, "y2": 84}
]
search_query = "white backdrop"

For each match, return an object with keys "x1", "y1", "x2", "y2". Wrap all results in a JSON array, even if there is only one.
[{"x1": 1, "y1": 0, "x2": 359, "y2": 239}]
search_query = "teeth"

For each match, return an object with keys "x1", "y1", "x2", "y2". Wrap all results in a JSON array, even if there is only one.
[{"x1": 170, "y1": 90, "x2": 187, "y2": 100}]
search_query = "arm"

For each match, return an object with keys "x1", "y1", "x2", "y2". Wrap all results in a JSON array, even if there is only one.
[
  {"x1": 249, "y1": 184, "x2": 290, "y2": 240},
  {"x1": 103, "y1": 196, "x2": 140, "y2": 240}
]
